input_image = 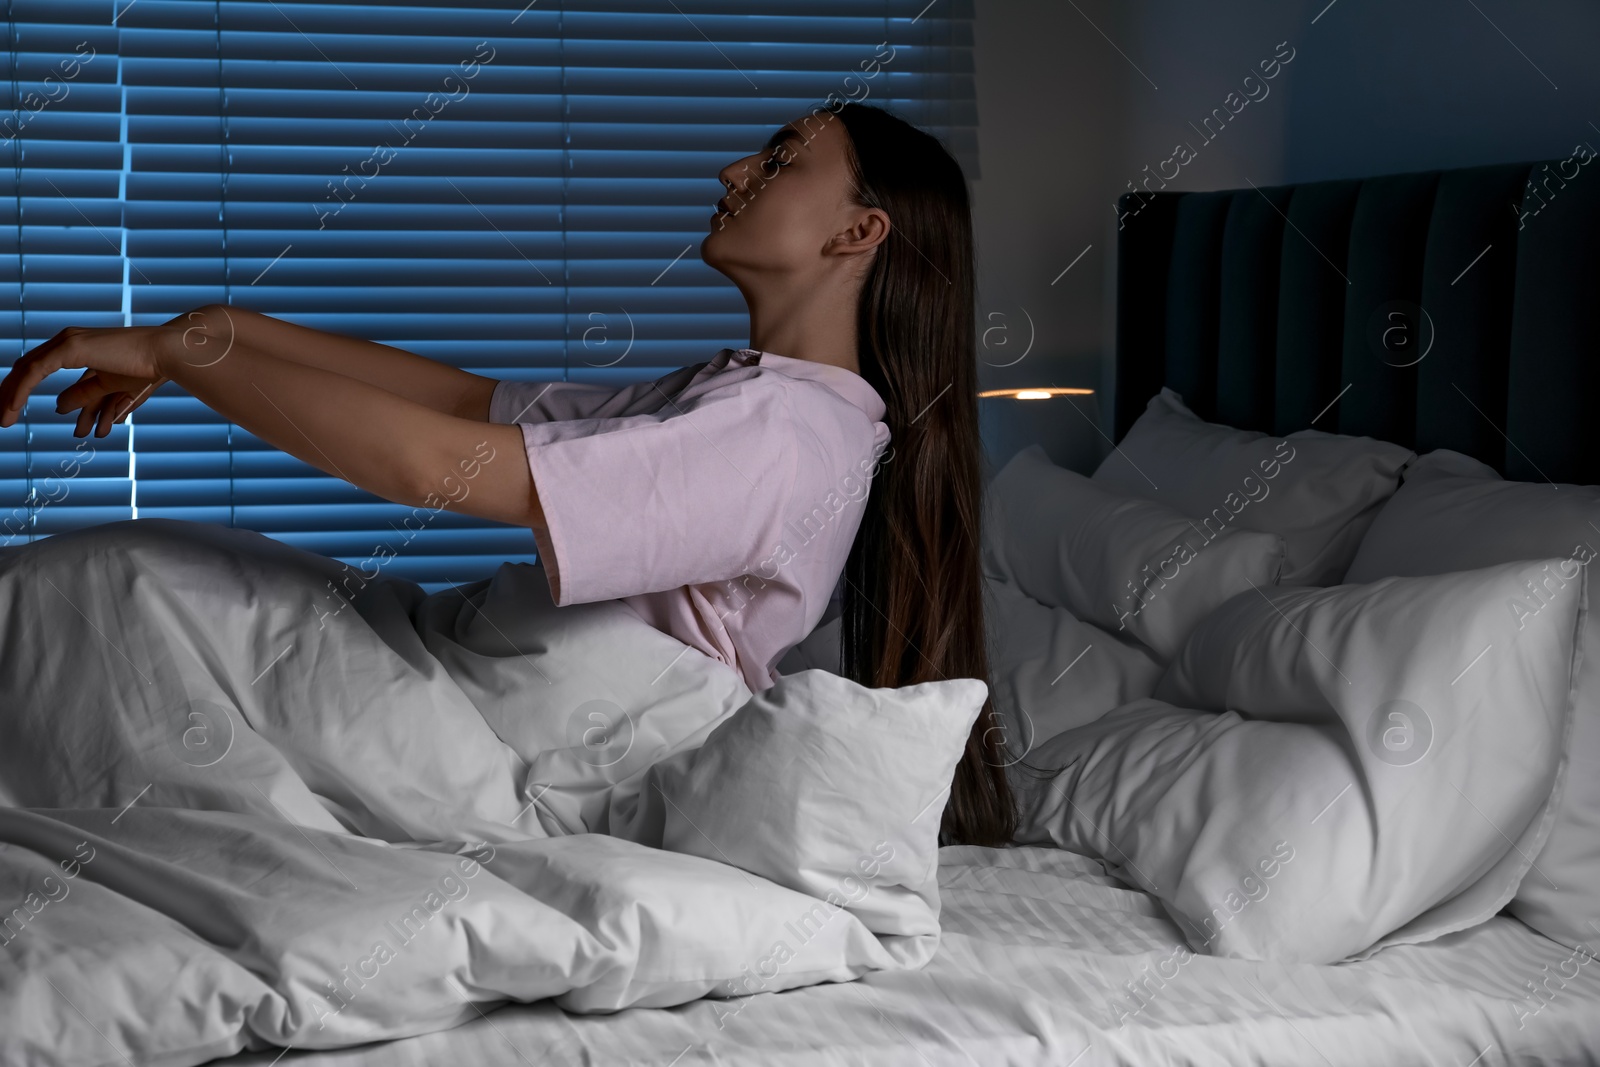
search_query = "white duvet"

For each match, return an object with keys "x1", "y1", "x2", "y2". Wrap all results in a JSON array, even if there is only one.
[{"x1": 0, "y1": 519, "x2": 982, "y2": 1066}]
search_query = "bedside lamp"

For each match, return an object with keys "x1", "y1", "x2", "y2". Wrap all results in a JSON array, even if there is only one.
[{"x1": 976, "y1": 386, "x2": 1100, "y2": 475}]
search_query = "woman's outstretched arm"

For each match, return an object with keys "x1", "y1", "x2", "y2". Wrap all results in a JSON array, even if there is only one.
[
  {"x1": 187, "y1": 305, "x2": 501, "y2": 420},
  {"x1": 152, "y1": 311, "x2": 544, "y2": 529},
  {"x1": 55, "y1": 304, "x2": 502, "y2": 433},
  {"x1": 0, "y1": 316, "x2": 540, "y2": 525}
]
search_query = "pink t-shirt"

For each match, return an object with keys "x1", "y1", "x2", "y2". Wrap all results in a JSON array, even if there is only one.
[{"x1": 487, "y1": 347, "x2": 891, "y2": 693}]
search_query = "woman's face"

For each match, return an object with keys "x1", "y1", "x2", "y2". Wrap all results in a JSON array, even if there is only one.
[{"x1": 702, "y1": 112, "x2": 883, "y2": 283}]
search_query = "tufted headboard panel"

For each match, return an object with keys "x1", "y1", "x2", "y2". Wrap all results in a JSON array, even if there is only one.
[{"x1": 1113, "y1": 153, "x2": 1600, "y2": 483}]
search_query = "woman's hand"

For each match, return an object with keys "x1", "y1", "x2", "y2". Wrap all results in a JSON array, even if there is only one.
[
  {"x1": 57, "y1": 368, "x2": 170, "y2": 438},
  {"x1": 0, "y1": 323, "x2": 176, "y2": 434}
]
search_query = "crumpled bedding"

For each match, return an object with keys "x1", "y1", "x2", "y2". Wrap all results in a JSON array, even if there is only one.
[
  {"x1": 1012, "y1": 558, "x2": 1585, "y2": 964},
  {"x1": 0, "y1": 519, "x2": 939, "y2": 1066}
]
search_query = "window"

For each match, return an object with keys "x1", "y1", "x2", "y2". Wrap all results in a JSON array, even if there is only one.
[{"x1": 2, "y1": 0, "x2": 977, "y2": 593}]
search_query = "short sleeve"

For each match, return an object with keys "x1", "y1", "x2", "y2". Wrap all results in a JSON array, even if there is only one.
[{"x1": 519, "y1": 377, "x2": 802, "y2": 605}]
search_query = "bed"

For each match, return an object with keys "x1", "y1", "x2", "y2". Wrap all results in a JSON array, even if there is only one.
[
  {"x1": 5, "y1": 154, "x2": 1599, "y2": 1067},
  {"x1": 210, "y1": 845, "x2": 1600, "y2": 1066}
]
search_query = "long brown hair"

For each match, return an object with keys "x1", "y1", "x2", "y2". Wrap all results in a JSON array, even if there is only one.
[{"x1": 829, "y1": 102, "x2": 1017, "y2": 847}]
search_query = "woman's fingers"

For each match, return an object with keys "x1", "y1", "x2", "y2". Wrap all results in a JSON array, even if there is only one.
[
  {"x1": 0, "y1": 352, "x2": 55, "y2": 428},
  {"x1": 0, "y1": 330, "x2": 74, "y2": 427},
  {"x1": 73, "y1": 395, "x2": 100, "y2": 438},
  {"x1": 67, "y1": 380, "x2": 159, "y2": 436},
  {"x1": 57, "y1": 369, "x2": 111, "y2": 416},
  {"x1": 2, "y1": 326, "x2": 167, "y2": 428},
  {"x1": 38, "y1": 363, "x2": 165, "y2": 437},
  {"x1": 0, "y1": 360, "x2": 30, "y2": 424},
  {"x1": 72, "y1": 392, "x2": 142, "y2": 439},
  {"x1": 73, "y1": 394, "x2": 108, "y2": 439},
  {"x1": 94, "y1": 394, "x2": 127, "y2": 438}
]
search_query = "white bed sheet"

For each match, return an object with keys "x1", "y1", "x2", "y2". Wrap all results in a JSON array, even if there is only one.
[{"x1": 210, "y1": 844, "x2": 1600, "y2": 1067}]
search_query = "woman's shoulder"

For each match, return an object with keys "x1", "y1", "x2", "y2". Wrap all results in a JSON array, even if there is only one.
[
  {"x1": 763, "y1": 374, "x2": 891, "y2": 502},
  {"x1": 679, "y1": 352, "x2": 891, "y2": 483}
]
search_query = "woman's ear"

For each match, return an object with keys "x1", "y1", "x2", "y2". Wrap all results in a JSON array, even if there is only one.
[{"x1": 827, "y1": 207, "x2": 890, "y2": 258}]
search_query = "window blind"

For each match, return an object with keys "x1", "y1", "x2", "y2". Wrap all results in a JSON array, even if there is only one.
[
  {"x1": 2, "y1": 1, "x2": 127, "y2": 541},
  {"x1": 3, "y1": 0, "x2": 978, "y2": 593}
]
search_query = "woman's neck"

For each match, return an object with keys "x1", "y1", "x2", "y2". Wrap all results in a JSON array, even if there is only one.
[{"x1": 745, "y1": 291, "x2": 861, "y2": 377}]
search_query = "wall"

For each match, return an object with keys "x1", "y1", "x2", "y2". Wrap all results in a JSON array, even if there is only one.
[
  {"x1": 969, "y1": 0, "x2": 1132, "y2": 476},
  {"x1": 1283, "y1": 0, "x2": 1600, "y2": 182},
  {"x1": 970, "y1": 0, "x2": 1599, "y2": 473}
]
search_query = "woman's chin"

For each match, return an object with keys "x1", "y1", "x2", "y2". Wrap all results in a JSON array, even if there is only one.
[{"x1": 700, "y1": 232, "x2": 726, "y2": 268}]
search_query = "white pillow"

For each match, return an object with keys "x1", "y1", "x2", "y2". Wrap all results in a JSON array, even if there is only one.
[
  {"x1": 1345, "y1": 452, "x2": 1600, "y2": 951},
  {"x1": 1092, "y1": 388, "x2": 1415, "y2": 586},
  {"x1": 1013, "y1": 558, "x2": 1584, "y2": 963},
  {"x1": 983, "y1": 444, "x2": 1285, "y2": 660},
  {"x1": 984, "y1": 574, "x2": 1163, "y2": 750},
  {"x1": 415, "y1": 561, "x2": 753, "y2": 836},
  {"x1": 609, "y1": 668, "x2": 988, "y2": 945},
  {"x1": 775, "y1": 574, "x2": 1163, "y2": 756},
  {"x1": 1394, "y1": 446, "x2": 1501, "y2": 484}
]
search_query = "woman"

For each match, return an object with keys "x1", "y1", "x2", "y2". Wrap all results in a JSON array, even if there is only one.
[{"x1": 0, "y1": 102, "x2": 1017, "y2": 847}]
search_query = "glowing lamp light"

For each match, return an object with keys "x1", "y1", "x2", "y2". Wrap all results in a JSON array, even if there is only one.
[
  {"x1": 976, "y1": 386, "x2": 1099, "y2": 471},
  {"x1": 976, "y1": 387, "x2": 1095, "y2": 399}
]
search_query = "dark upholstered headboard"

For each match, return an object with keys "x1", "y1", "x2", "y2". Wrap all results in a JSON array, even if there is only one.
[{"x1": 1113, "y1": 155, "x2": 1600, "y2": 483}]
